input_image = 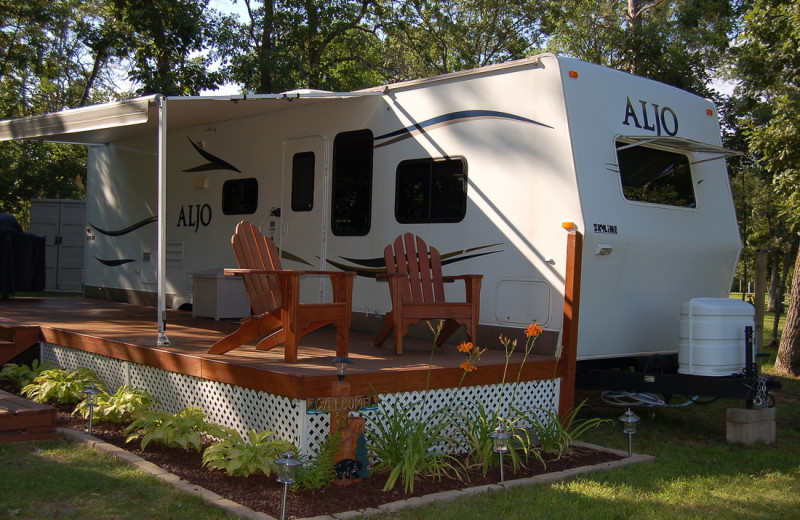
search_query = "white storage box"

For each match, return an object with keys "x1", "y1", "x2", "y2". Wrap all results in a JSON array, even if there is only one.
[
  {"x1": 192, "y1": 269, "x2": 251, "y2": 320},
  {"x1": 678, "y1": 298, "x2": 755, "y2": 377}
]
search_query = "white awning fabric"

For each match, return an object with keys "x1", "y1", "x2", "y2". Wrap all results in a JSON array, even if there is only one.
[
  {"x1": 616, "y1": 135, "x2": 743, "y2": 164},
  {"x1": 0, "y1": 91, "x2": 379, "y2": 145}
]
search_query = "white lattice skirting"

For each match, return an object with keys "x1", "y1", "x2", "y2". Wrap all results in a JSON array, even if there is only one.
[{"x1": 41, "y1": 343, "x2": 560, "y2": 455}]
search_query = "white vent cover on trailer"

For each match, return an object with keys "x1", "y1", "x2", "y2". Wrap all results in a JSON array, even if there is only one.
[{"x1": 678, "y1": 298, "x2": 755, "y2": 377}]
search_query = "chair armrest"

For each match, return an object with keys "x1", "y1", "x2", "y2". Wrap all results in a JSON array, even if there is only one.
[
  {"x1": 442, "y1": 274, "x2": 483, "y2": 283},
  {"x1": 224, "y1": 268, "x2": 354, "y2": 277},
  {"x1": 376, "y1": 272, "x2": 405, "y2": 282}
]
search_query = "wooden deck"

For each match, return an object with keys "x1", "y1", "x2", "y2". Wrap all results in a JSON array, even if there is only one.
[
  {"x1": 0, "y1": 390, "x2": 56, "y2": 441},
  {"x1": 0, "y1": 296, "x2": 563, "y2": 404}
]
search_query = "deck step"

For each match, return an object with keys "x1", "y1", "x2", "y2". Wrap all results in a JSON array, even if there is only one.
[
  {"x1": 0, "y1": 390, "x2": 57, "y2": 442},
  {"x1": 0, "y1": 325, "x2": 41, "y2": 366}
]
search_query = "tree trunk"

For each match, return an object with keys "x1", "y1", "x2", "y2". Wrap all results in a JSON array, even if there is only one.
[
  {"x1": 775, "y1": 245, "x2": 800, "y2": 375},
  {"x1": 768, "y1": 250, "x2": 779, "y2": 312}
]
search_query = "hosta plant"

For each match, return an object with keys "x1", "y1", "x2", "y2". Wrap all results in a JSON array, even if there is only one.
[
  {"x1": 202, "y1": 427, "x2": 296, "y2": 477},
  {"x1": 73, "y1": 385, "x2": 156, "y2": 423},
  {"x1": 21, "y1": 367, "x2": 105, "y2": 404},
  {"x1": 0, "y1": 359, "x2": 54, "y2": 392},
  {"x1": 124, "y1": 406, "x2": 226, "y2": 452}
]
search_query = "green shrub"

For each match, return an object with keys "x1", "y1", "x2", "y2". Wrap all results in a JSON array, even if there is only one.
[
  {"x1": 295, "y1": 416, "x2": 343, "y2": 492},
  {"x1": 202, "y1": 427, "x2": 295, "y2": 477},
  {"x1": 124, "y1": 407, "x2": 226, "y2": 452},
  {"x1": 21, "y1": 367, "x2": 104, "y2": 404},
  {"x1": 457, "y1": 402, "x2": 540, "y2": 476},
  {"x1": 0, "y1": 359, "x2": 53, "y2": 392},
  {"x1": 367, "y1": 400, "x2": 465, "y2": 493},
  {"x1": 523, "y1": 400, "x2": 612, "y2": 458},
  {"x1": 73, "y1": 385, "x2": 156, "y2": 423}
]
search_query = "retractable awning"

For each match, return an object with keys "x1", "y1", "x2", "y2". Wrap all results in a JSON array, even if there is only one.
[
  {"x1": 0, "y1": 91, "x2": 379, "y2": 145},
  {"x1": 0, "y1": 90, "x2": 380, "y2": 344},
  {"x1": 616, "y1": 135, "x2": 743, "y2": 164}
]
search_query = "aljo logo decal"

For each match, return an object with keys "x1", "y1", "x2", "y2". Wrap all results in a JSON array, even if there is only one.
[
  {"x1": 622, "y1": 98, "x2": 678, "y2": 136},
  {"x1": 177, "y1": 204, "x2": 212, "y2": 232}
]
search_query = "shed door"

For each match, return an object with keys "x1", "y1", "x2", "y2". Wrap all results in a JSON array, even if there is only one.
[
  {"x1": 280, "y1": 136, "x2": 329, "y2": 301},
  {"x1": 29, "y1": 200, "x2": 86, "y2": 291}
]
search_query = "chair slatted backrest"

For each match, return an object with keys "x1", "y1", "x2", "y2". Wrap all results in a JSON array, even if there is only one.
[
  {"x1": 232, "y1": 221, "x2": 282, "y2": 315},
  {"x1": 384, "y1": 233, "x2": 446, "y2": 304}
]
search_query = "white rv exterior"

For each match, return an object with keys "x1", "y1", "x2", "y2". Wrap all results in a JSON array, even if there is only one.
[{"x1": 1, "y1": 54, "x2": 741, "y2": 360}]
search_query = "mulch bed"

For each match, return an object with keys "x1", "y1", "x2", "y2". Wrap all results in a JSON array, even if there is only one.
[{"x1": 56, "y1": 408, "x2": 622, "y2": 519}]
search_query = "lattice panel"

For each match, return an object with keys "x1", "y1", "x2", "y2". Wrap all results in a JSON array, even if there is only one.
[
  {"x1": 40, "y1": 343, "x2": 127, "y2": 389},
  {"x1": 357, "y1": 380, "x2": 560, "y2": 453},
  {"x1": 40, "y1": 344, "x2": 312, "y2": 452},
  {"x1": 39, "y1": 344, "x2": 561, "y2": 455}
]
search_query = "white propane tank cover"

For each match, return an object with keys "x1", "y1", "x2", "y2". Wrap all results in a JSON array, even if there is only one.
[{"x1": 678, "y1": 298, "x2": 755, "y2": 377}]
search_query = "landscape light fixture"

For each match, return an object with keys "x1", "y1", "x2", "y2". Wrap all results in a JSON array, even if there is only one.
[
  {"x1": 619, "y1": 408, "x2": 640, "y2": 457},
  {"x1": 274, "y1": 451, "x2": 299, "y2": 520},
  {"x1": 332, "y1": 356, "x2": 352, "y2": 381},
  {"x1": 81, "y1": 384, "x2": 102, "y2": 434},
  {"x1": 488, "y1": 423, "x2": 511, "y2": 482}
]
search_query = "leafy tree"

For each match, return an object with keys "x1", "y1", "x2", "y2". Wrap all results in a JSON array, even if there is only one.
[
  {"x1": 215, "y1": 0, "x2": 382, "y2": 93},
  {"x1": 735, "y1": 0, "x2": 800, "y2": 375},
  {"x1": 380, "y1": 0, "x2": 546, "y2": 81},
  {"x1": 1, "y1": 0, "x2": 99, "y2": 224},
  {"x1": 542, "y1": 0, "x2": 737, "y2": 96},
  {"x1": 109, "y1": 0, "x2": 222, "y2": 95}
]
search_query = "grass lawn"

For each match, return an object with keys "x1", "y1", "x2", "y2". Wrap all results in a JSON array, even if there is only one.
[{"x1": 0, "y1": 439, "x2": 239, "y2": 520}]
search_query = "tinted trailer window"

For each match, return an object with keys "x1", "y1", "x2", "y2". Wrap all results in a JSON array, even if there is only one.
[{"x1": 616, "y1": 141, "x2": 696, "y2": 208}]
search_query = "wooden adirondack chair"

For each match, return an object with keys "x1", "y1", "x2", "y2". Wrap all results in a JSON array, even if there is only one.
[
  {"x1": 208, "y1": 220, "x2": 354, "y2": 363},
  {"x1": 374, "y1": 233, "x2": 482, "y2": 355}
]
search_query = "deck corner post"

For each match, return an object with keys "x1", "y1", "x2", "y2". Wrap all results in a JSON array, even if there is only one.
[{"x1": 559, "y1": 230, "x2": 582, "y2": 422}]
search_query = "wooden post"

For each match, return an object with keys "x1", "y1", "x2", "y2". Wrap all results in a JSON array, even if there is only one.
[
  {"x1": 307, "y1": 381, "x2": 376, "y2": 486},
  {"x1": 559, "y1": 230, "x2": 582, "y2": 421}
]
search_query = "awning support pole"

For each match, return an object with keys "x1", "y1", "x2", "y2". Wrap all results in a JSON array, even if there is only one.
[{"x1": 156, "y1": 95, "x2": 170, "y2": 346}]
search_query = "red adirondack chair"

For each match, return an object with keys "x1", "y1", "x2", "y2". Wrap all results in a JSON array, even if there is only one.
[
  {"x1": 208, "y1": 220, "x2": 354, "y2": 363},
  {"x1": 375, "y1": 233, "x2": 482, "y2": 355}
]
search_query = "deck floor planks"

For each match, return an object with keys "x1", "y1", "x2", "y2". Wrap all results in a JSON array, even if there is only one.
[{"x1": 0, "y1": 297, "x2": 558, "y2": 399}]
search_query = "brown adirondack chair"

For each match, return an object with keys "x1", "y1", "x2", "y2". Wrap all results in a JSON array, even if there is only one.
[
  {"x1": 208, "y1": 220, "x2": 354, "y2": 363},
  {"x1": 375, "y1": 233, "x2": 482, "y2": 355}
]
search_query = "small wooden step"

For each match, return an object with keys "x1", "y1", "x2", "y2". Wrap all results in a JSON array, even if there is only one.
[
  {"x1": 0, "y1": 325, "x2": 41, "y2": 366},
  {"x1": 0, "y1": 390, "x2": 56, "y2": 442}
]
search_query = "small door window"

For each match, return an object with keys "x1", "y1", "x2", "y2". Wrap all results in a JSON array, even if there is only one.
[{"x1": 291, "y1": 152, "x2": 315, "y2": 212}]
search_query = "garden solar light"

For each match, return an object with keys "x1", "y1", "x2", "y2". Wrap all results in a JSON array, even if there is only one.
[
  {"x1": 81, "y1": 384, "x2": 102, "y2": 435},
  {"x1": 274, "y1": 451, "x2": 299, "y2": 520},
  {"x1": 489, "y1": 424, "x2": 511, "y2": 482},
  {"x1": 333, "y1": 356, "x2": 352, "y2": 381},
  {"x1": 619, "y1": 408, "x2": 640, "y2": 457}
]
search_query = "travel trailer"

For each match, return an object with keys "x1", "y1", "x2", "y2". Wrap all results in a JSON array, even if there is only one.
[{"x1": 0, "y1": 53, "x2": 742, "y2": 363}]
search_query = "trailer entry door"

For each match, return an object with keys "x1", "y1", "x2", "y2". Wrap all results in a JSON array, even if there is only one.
[{"x1": 281, "y1": 135, "x2": 328, "y2": 302}]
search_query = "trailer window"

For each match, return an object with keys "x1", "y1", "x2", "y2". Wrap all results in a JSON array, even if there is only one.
[
  {"x1": 291, "y1": 152, "x2": 315, "y2": 212},
  {"x1": 222, "y1": 178, "x2": 258, "y2": 215},
  {"x1": 616, "y1": 141, "x2": 696, "y2": 208},
  {"x1": 395, "y1": 157, "x2": 467, "y2": 223},
  {"x1": 332, "y1": 130, "x2": 373, "y2": 236}
]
